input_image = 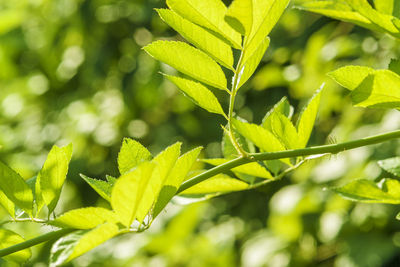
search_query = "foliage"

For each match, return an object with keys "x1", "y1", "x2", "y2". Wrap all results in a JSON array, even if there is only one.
[{"x1": 1, "y1": 0, "x2": 400, "y2": 266}]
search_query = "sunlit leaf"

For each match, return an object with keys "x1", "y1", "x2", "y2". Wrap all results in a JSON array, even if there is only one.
[
  {"x1": 269, "y1": 112, "x2": 300, "y2": 149},
  {"x1": 0, "y1": 10, "x2": 23, "y2": 35},
  {"x1": 222, "y1": 127, "x2": 254, "y2": 159},
  {"x1": 237, "y1": 37, "x2": 270, "y2": 88},
  {"x1": 37, "y1": 144, "x2": 72, "y2": 214},
  {"x1": 80, "y1": 175, "x2": 113, "y2": 202},
  {"x1": 144, "y1": 40, "x2": 227, "y2": 90},
  {"x1": 165, "y1": 75, "x2": 226, "y2": 117},
  {"x1": 0, "y1": 190, "x2": 14, "y2": 218},
  {"x1": 153, "y1": 147, "x2": 202, "y2": 217},
  {"x1": 0, "y1": 229, "x2": 31, "y2": 263},
  {"x1": 157, "y1": 9, "x2": 234, "y2": 70},
  {"x1": 0, "y1": 161, "x2": 33, "y2": 217},
  {"x1": 333, "y1": 178, "x2": 400, "y2": 204},
  {"x1": 296, "y1": 85, "x2": 323, "y2": 148},
  {"x1": 49, "y1": 207, "x2": 117, "y2": 229},
  {"x1": 202, "y1": 158, "x2": 272, "y2": 179},
  {"x1": 328, "y1": 65, "x2": 375, "y2": 91},
  {"x1": 111, "y1": 162, "x2": 155, "y2": 227},
  {"x1": 378, "y1": 157, "x2": 400, "y2": 177},
  {"x1": 135, "y1": 142, "x2": 181, "y2": 223},
  {"x1": 180, "y1": 174, "x2": 248, "y2": 195},
  {"x1": 117, "y1": 138, "x2": 152, "y2": 175},
  {"x1": 374, "y1": 0, "x2": 397, "y2": 16},
  {"x1": 166, "y1": 0, "x2": 242, "y2": 49},
  {"x1": 225, "y1": 0, "x2": 253, "y2": 36},
  {"x1": 261, "y1": 96, "x2": 294, "y2": 129}
]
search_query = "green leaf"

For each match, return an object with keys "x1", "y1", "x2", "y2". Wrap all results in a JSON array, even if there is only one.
[
  {"x1": 0, "y1": 190, "x2": 15, "y2": 218},
  {"x1": 269, "y1": 112, "x2": 300, "y2": 149},
  {"x1": 0, "y1": 10, "x2": 23, "y2": 35},
  {"x1": 144, "y1": 40, "x2": 227, "y2": 90},
  {"x1": 80, "y1": 174, "x2": 114, "y2": 202},
  {"x1": 166, "y1": 0, "x2": 242, "y2": 49},
  {"x1": 118, "y1": 138, "x2": 152, "y2": 175},
  {"x1": 135, "y1": 142, "x2": 182, "y2": 223},
  {"x1": 111, "y1": 162, "x2": 155, "y2": 227},
  {"x1": 296, "y1": 85, "x2": 323, "y2": 148},
  {"x1": 243, "y1": 0, "x2": 290, "y2": 63},
  {"x1": 374, "y1": 0, "x2": 397, "y2": 16},
  {"x1": 350, "y1": 70, "x2": 400, "y2": 108},
  {"x1": 328, "y1": 65, "x2": 375, "y2": 91},
  {"x1": 222, "y1": 127, "x2": 254, "y2": 159},
  {"x1": 0, "y1": 161, "x2": 33, "y2": 217},
  {"x1": 164, "y1": 75, "x2": 226, "y2": 117},
  {"x1": 50, "y1": 223, "x2": 119, "y2": 266},
  {"x1": 237, "y1": 37, "x2": 270, "y2": 88},
  {"x1": 333, "y1": 178, "x2": 400, "y2": 204},
  {"x1": 0, "y1": 229, "x2": 31, "y2": 263},
  {"x1": 261, "y1": 97, "x2": 294, "y2": 128},
  {"x1": 36, "y1": 144, "x2": 72, "y2": 214},
  {"x1": 225, "y1": 0, "x2": 253, "y2": 36},
  {"x1": 157, "y1": 9, "x2": 234, "y2": 70},
  {"x1": 378, "y1": 157, "x2": 400, "y2": 177},
  {"x1": 389, "y1": 58, "x2": 400, "y2": 75},
  {"x1": 49, "y1": 207, "x2": 117, "y2": 229},
  {"x1": 153, "y1": 147, "x2": 202, "y2": 217},
  {"x1": 180, "y1": 174, "x2": 248, "y2": 195},
  {"x1": 202, "y1": 158, "x2": 272, "y2": 179}
]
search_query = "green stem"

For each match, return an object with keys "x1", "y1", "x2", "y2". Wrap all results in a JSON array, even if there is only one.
[
  {"x1": 177, "y1": 129, "x2": 400, "y2": 193},
  {"x1": 0, "y1": 228, "x2": 75, "y2": 258}
]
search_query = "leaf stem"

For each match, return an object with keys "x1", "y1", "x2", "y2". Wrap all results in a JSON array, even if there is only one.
[
  {"x1": 0, "y1": 228, "x2": 75, "y2": 258},
  {"x1": 177, "y1": 129, "x2": 400, "y2": 193}
]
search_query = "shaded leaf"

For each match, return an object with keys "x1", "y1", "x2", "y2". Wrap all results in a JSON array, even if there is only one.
[
  {"x1": 80, "y1": 174, "x2": 113, "y2": 202},
  {"x1": 202, "y1": 158, "x2": 272, "y2": 179},
  {"x1": 144, "y1": 40, "x2": 227, "y2": 90},
  {"x1": 157, "y1": 9, "x2": 234, "y2": 69},
  {"x1": 225, "y1": 0, "x2": 253, "y2": 36},
  {"x1": 166, "y1": 0, "x2": 242, "y2": 48},
  {"x1": 389, "y1": 58, "x2": 400, "y2": 75},
  {"x1": 180, "y1": 174, "x2": 248, "y2": 195},
  {"x1": 0, "y1": 161, "x2": 33, "y2": 217},
  {"x1": 333, "y1": 178, "x2": 400, "y2": 204},
  {"x1": 117, "y1": 138, "x2": 152, "y2": 175},
  {"x1": 165, "y1": 75, "x2": 226, "y2": 116},
  {"x1": 378, "y1": 157, "x2": 400, "y2": 177},
  {"x1": 49, "y1": 207, "x2": 117, "y2": 229},
  {"x1": 0, "y1": 229, "x2": 31, "y2": 263}
]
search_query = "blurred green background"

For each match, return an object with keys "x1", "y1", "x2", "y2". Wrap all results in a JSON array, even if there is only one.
[{"x1": 2, "y1": 0, "x2": 400, "y2": 266}]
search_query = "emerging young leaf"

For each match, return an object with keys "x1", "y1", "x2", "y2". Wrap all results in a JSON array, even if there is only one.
[
  {"x1": 153, "y1": 147, "x2": 202, "y2": 217},
  {"x1": 0, "y1": 161, "x2": 33, "y2": 217},
  {"x1": 166, "y1": 0, "x2": 242, "y2": 49},
  {"x1": 180, "y1": 173, "x2": 248, "y2": 195},
  {"x1": 80, "y1": 174, "x2": 114, "y2": 202},
  {"x1": 165, "y1": 75, "x2": 226, "y2": 117},
  {"x1": 118, "y1": 138, "x2": 152, "y2": 175},
  {"x1": 36, "y1": 144, "x2": 72, "y2": 214},
  {"x1": 50, "y1": 223, "x2": 119, "y2": 266},
  {"x1": 157, "y1": 9, "x2": 234, "y2": 70},
  {"x1": 0, "y1": 229, "x2": 31, "y2": 263},
  {"x1": 296, "y1": 85, "x2": 323, "y2": 148},
  {"x1": 333, "y1": 178, "x2": 400, "y2": 204},
  {"x1": 144, "y1": 41, "x2": 227, "y2": 90},
  {"x1": 111, "y1": 161, "x2": 155, "y2": 227},
  {"x1": 49, "y1": 207, "x2": 117, "y2": 229},
  {"x1": 202, "y1": 158, "x2": 272, "y2": 179},
  {"x1": 378, "y1": 157, "x2": 400, "y2": 177},
  {"x1": 225, "y1": 0, "x2": 253, "y2": 36}
]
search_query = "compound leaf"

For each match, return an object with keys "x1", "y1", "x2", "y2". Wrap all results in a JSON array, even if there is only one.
[
  {"x1": 165, "y1": 75, "x2": 226, "y2": 116},
  {"x1": 157, "y1": 9, "x2": 234, "y2": 69},
  {"x1": 0, "y1": 229, "x2": 31, "y2": 263},
  {"x1": 202, "y1": 158, "x2": 272, "y2": 179},
  {"x1": 328, "y1": 65, "x2": 375, "y2": 91},
  {"x1": 179, "y1": 174, "x2": 248, "y2": 195},
  {"x1": 80, "y1": 174, "x2": 113, "y2": 202},
  {"x1": 261, "y1": 96, "x2": 294, "y2": 129},
  {"x1": 118, "y1": 138, "x2": 152, "y2": 175},
  {"x1": 0, "y1": 190, "x2": 15, "y2": 218},
  {"x1": 225, "y1": 0, "x2": 253, "y2": 36},
  {"x1": 144, "y1": 40, "x2": 227, "y2": 90}
]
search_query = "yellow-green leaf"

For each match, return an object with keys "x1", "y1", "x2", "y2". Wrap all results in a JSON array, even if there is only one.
[
  {"x1": 111, "y1": 162, "x2": 155, "y2": 227},
  {"x1": 166, "y1": 0, "x2": 242, "y2": 49},
  {"x1": 0, "y1": 190, "x2": 15, "y2": 218},
  {"x1": 0, "y1": 229, "x2": 31, "y2": 263},
  {"x1": 225, "y1": 0, "x2": 253, "y2": 36},
  {"x1": 144, "y1": 40, "x2": 227, "y2": 90},
  {"x1": 80, "y1": 175, "x2": 113, "y2": 202},
  {"x1": 49, "y1": 207, "x2": 117, "y2": 229},
  {"x1": 261, "y1": 96, "x2": 294, "y2": 129},
  {"x1": 202, "y1": 158, "x2": 272, "y2": 179},
  {"x1": 269, "y1": 112, "x2": 300, "y2": 149},
  {"x1": 157, "y1": 9, "x2": 234, "y2": 70},
  {"x1": 296, "y1": 86, "x2": 323, "y2": 148},
  {"x1": 0, "y1": 161, "x2": 33, "y2": 217},
  {"x1": 165, "y1": 75, "x2": 226, "y2": 117},
  {"x1": 328, "y1": 65, "x2": 375, "y2": 91},
  {"x1": 180, "y1": 174, "x2": 248, "y2": 195},
  {"x1": 118, "y1": 138, "x2": 152, "y2": 175}
]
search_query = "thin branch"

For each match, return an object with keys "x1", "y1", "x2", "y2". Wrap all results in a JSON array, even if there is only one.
[{"x1": 177, "y1": 129, "x2": 400, "y2": 193}]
